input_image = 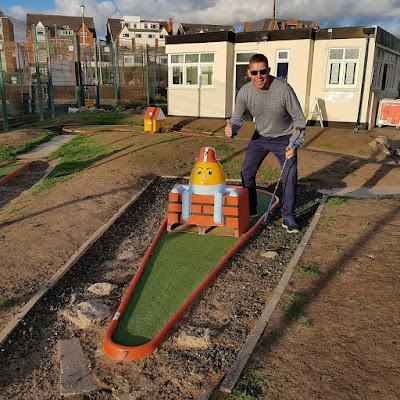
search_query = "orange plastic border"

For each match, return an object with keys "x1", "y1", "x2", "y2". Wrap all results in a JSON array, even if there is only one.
[
  {"x1": 62, "y1": 125, "x2": 141, "y2": 134},
  {"x1": 103, "y1": 189, "x2": 279, "y2": 361},
  {"x1": 0, "y1": 160, "x2": 31, "y2": 186}
]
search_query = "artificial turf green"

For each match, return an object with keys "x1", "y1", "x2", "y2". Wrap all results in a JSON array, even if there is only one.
[
  {"x1": 112, "y1": 192, "x2": 274, "y2": 346},
  {"x1": 0, "y1": 161, "x2": 25, "y2": 180}
]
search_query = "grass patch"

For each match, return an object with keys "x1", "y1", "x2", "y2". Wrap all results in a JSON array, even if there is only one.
[
  {"x1": 333, "y1": 233, "x2": 347, "y2": 239},
  {"x1": 0, "y1": 131, "x2": 54, "y2": 162},
  {"x1": 327, "y1": 197, "x2": 345, "y2": 206},
  {"x1": 283, "y1": 292, "x2": 309, "y2": 322},
  {"x1": 229, "y1": 370, "x2": 268, "y2": 400},
  {"x1": 0, "y1": 297, "x2": 15, "y2": 308},
  {"x1": 258, "y1": 167, "x2": 280, "y2": 181},
  {"x1": 31, "y1": 133, "x2": 107, "y2": 194},
  {"x1": 329, "y1": 244, "x2": 345, "y2": 252},
  {"x1": 317, "y1": 142, "x2": 333, "y2": 150},
  {"x1": 296, "y1": 262, "x2": 321, "y2": 278},
  {"x1": 329, "y1": 268, "x2": 344, "y2": 277},
  {"x1": 214, "y1": 144, "x2": 234, "y2": 153}
]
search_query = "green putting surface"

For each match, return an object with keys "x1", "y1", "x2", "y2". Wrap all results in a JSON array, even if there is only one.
[
  {"x1": 0, "y1": 161, "x2": 26, "y2": 181},
  {"x1": 113, "y1": 192, "x2": 275, "y2": 346}
]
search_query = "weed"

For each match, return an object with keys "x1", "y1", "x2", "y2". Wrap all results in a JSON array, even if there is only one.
[
  {"x1": 283, "y1": 295, "x2": 309, "y2": 322},
  {"x1": 329, "y1": 244, "x2": 345, "y2": 252},
  {"x1": 302, "y1": 320, "x2": 313, "y2": 328},
  {"x1": 333, "y1": 233, "x2": 347, "y2": 239},
  {"x1": 296, "y1": 262, "x2": 321, "y2": 278},
  {"x1": 0, "y1": 298, "x2": 15, "y2": 308},
  {"x1": 287, "y1": 291, "x2": 306, "y2": 299},
  {"x1": 329, "y1": 268, "x2": 343, "y2": 276},
  {"x1": 359, "y1": 222, "x2": 371, "y2": 226},
  {"x1": 327, "y1": 197, "x2": 344, "y2": 206},
  {"x1": 230, "y1": 370, "x2": 268, "y2": 399}
]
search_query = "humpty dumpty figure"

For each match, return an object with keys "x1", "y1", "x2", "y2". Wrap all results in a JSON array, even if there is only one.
[{"x1": 172, "y1": 147, "x2": 238, "y2": 224}]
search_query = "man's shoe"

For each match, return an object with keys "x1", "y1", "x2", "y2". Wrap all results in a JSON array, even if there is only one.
[{"x1": 282, "y1": 218, "x2": 300, "y2": 233}]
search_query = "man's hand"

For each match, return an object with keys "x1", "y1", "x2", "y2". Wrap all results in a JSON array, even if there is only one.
[
  {"x1": 285, "y1": 144, "x2": 296, "y2": 159},
  {"x1": 225, "y1": 119, "x2": 233, "y2": 138}
]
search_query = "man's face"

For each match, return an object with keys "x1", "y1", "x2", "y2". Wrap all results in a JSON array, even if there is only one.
[{"x1": 248, "y1": 61, "x2": 271, "y2": 91}]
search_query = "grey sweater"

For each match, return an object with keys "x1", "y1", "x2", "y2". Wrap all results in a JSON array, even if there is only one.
[{"x1": 230, "y1": 77, "x2": 306, "y2": 146}]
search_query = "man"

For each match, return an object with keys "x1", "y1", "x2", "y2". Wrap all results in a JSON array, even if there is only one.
[{"x1": 225, "y1": 53, "x2": 306, "y2": 233}]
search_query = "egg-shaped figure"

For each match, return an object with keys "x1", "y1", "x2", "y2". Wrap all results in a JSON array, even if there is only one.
[{"x1": 172, "y1": 147, "x2": 238, "y2": 224}]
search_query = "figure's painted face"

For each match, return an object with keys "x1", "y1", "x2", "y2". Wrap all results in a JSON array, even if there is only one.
[{"x1": 190, "y1": 161, "x2": 225, "y2": 186}]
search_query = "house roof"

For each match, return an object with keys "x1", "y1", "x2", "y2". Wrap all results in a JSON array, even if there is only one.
[
  {"x1": 246, "y1": 18, "x2": 319, "y2": 31},
  {"x1": 107, "y1": 18, "x2": 169, "y2": 41},
  {"x1": 144, "y1": 107, "x2": 165, "y2": 120},
  {"x1": 27, "y1": 13, "x2": 96, "y2": 37},
  {"x1": 178, "y1": 23, "x2": 236, "y2": 35},
  {"x1": 107, "y1": 18, "x2": 122, "y2": 40}
]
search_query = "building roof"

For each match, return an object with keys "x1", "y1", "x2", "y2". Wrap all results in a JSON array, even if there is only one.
[
  {"x1": 246, "y1": 18, "x2": 319, "y2": 31},
  {"x1": 27, "y1": 13, "x2": 96, "y2": 37},
  {"x1": 178, "y1": 23, "x2": 237, "y2": 35}
]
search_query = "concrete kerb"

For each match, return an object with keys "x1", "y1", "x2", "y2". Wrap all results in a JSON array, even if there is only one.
[
  {"x1": 319, "y1": 185, "x2": 400, "y2": 198},
  {"x1": 0, "y1": 178, "x2": 155, "y2": 348},
  {"x1": 197, "y1": 194, "x2": 329, "y2": 399}
]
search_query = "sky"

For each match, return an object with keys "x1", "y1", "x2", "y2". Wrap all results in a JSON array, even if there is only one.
[{"x1": 1, "y1": 0, "x2": 400, "y2": 40}]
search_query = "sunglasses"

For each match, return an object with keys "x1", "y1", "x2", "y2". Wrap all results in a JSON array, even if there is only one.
[{"x1": 250, "y1": 69, "x2": 268, "y2": 76}]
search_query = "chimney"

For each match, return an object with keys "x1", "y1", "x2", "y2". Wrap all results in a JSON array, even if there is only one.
[
  {"x1": 168, "y1": 18, "x2": 173, "y2": 35},
  {"x1": 243, "y1": 22, "x2": 250, "y2": 32}
]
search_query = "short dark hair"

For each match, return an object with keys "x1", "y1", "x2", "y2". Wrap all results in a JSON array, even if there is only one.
[{"x1": 249, "y1": 53, "x2": 269, "y2": 68}]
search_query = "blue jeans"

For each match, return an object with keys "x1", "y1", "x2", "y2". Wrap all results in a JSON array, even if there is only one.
[{"x1": 241, "y1": 134, "x2": 298, "y2": 219}]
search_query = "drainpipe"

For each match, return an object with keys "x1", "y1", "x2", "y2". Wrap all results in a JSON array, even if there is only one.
[{"x1": 354, "y1": 27, "x2": 375, "y2": 133}]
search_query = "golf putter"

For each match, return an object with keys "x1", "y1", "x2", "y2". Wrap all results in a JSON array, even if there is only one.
[{"x1": 263, "y1": 127, "x2": 302, "y2": 223}]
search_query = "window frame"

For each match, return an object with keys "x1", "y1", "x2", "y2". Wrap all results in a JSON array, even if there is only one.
[
  {"x1": 169, "y1": 52, "x2": 215, "y2": 88},
  {"x1": 275, "y1": 49, "x2": 290, "y2": 82},
  {"x1": 371, "y1": 47, "x2": 399, "y2": 91},
  {"x1": 325, "y1": 47, "x2": 360, "y2": 89}
]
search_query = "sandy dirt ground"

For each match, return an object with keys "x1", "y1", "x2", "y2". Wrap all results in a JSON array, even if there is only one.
[{"x1": 0, "y1": 118, "x2": 399, "y2": 399}]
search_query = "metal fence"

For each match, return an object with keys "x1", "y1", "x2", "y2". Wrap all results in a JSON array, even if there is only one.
[{"x1": 0, "y1": 15, "x2": 168, "y2": 130}]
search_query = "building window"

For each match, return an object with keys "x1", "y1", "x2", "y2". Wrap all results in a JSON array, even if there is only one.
[
  {"x1": 151, "y1": 24, "x2": 158, "y2": 29},
  {"x1": 123, "y1": 33, "x2": 129, "y2": 38},
  {"x1": 80, "y1": 31, "x2": 87, "y2": 37},
  {"x1": 148, "y1": 34, "x2": 154, "y2": 39},
  {"x1": 135, "y1": 33, "x2": 142, "y2": 38},
  {"x1": 326, "y1": 48, "x2": 360, "y2": 88},
  {"x1": 160, "y1": 34, "x2": 164, "y2": 39},
  {"x1": 371, "y1": 48, "x2": 398, "y2": 90},
  {"x1": 143, "y1": 23, "x2": 148, "y2": 29},
  {"x1": 169, "y1": 52, "x2": 214, "y2": 87},
  {"x1": 276, "y1": 50, "x2": 290, "y2": 81}
]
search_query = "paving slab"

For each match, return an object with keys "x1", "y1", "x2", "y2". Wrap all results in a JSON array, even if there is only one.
[
  {"x1": 17, "y1": 135, "x2": 75, "y2": 159},
  {"x1": 59, "y1": 338, "x2": 97, "y2": 395},
  {"x1": 319, "y1": 185, "x2": 400, "y2": 198}
]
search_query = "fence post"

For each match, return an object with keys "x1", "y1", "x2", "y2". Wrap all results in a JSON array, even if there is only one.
[
  {"x1": 32, "y1": 24, "x2": 45, "y2": 121},
  {"x1": 0, "y1": 51, "x2": 9, "y2": 131},
  {"x1": 45, "y1": 27, "x2": 56, "y2": 118},
  {"x1": 146, "y1": 44, "x2": 151, "y2": 106},
  {"x1": 94, "y1": 38, "x2": 98, "y2": 84},
  {"x1": 114, "y1": 40, "x2": 120, "y2": 103},
  {"x1": 74, "y1": 34, "x2": 83, "y2": 108},
  {"x1": 97, "y1": 40, "x2": 103, "y2": 85}
]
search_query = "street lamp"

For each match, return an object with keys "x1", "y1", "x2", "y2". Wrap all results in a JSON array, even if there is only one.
[{"x1": 80, "y1": 3, "x2": 85, "y2": 47}]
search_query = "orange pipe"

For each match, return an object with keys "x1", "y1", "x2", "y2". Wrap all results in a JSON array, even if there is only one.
[
  {"x1": 0, "y1": 161, "x2": 31, "y2": 186},
  {"x1": 103, "y1": 189, "x2": 279, "y2": 361}
]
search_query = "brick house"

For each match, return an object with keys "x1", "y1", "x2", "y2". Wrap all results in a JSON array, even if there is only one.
[
  {"x1": 26, "y1": 13, "x2": 97, "y2": 68},
  {"x1": 0, "y1": 9, "x2": 16, "y2": 71}
]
